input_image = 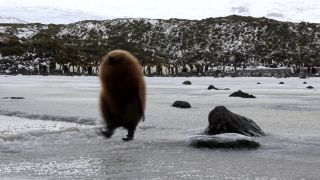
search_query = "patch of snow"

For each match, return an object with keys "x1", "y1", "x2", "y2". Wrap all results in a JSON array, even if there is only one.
[
  {"x1": 0, "y1": 26, "x2": 7, "y2": 34},
  {"x1": 15, "y1": 27, "x2": 38, "y2": 39},
  {"x1": 17, "y1": 64, "x2": 25, "y2": 69},
  {"x1": 146, "y1": 19, "x2": 159, "y2": 26}
]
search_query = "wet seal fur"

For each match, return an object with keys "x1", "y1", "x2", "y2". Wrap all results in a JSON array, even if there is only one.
[{"x1": 99, "y1": 50, "x2": 146, "y2": 141}]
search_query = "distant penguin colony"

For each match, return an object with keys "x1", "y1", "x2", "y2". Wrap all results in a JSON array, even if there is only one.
[{"x1": 99, "y1": 50, "x2": 146, "y2": 141}]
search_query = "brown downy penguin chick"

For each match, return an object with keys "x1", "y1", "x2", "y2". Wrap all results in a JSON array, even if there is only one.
[{"x1": 99, "y1": 50, "x2": 146, "y2": 141}]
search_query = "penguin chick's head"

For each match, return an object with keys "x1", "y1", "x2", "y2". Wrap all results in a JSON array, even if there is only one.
[
  {"x1": 101, "y1": 50, "x2": 139, "y2": 66},
  {"x1": 99, "y1": 50, "x2": 141, "y2": 79}
]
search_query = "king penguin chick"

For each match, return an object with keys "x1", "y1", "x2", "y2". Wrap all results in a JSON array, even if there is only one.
[{"x1": 99, "y1": 50, "x2": 146, "y2": 141}]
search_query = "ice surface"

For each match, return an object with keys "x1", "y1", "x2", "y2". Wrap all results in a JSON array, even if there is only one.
[{"x1": 0, "y1": 75, "x2": 320, "y2": 179}]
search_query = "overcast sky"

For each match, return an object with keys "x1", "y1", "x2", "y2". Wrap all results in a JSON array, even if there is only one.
[{"x1": 0, "y1": 0, "x2": 320, "y2": 23}]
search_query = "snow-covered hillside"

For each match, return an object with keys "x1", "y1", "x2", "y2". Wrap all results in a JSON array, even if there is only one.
[
  {"x1": 0, "y1": 16, "x2": 27, "y2": 24},
  {"x1": 0, "y1": 0, "x2": 320, "y2": 24},
  {"x1": 1, "y1": 15, "x2": 320, "y2": 75}
]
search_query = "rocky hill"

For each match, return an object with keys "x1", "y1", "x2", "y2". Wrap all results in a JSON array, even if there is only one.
[{"x1": 0, "y1": 15, "x2": 320, "y2": 75}]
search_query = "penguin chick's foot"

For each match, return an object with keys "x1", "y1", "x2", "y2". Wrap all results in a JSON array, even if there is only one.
[
  {"x1": 101, "y1": 129, "x2": 114, "y2": 138},
  {"x1": 122, "y1": 136, "x2": 134, "y2": 141}
]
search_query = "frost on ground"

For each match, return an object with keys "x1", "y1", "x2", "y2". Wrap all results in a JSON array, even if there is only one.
[{"x1": 0, "y1": 75, "x2": 320, "y2": 179}]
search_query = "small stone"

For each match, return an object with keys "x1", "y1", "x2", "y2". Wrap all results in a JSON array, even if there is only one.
[
  {"x1": 208, "y1": 85, "x2": 219, "y2": 90},
  {"x1": 183, "y1": 81, "x2": 192, "y2": 85},
  {"x1": 279, "y1": 82, "x2": 284, "y2": 84},
  {"x1": 306, "y1": 86, "x2": 314, "y2": 89},
  {"x1": 172, "y1": 101, "x2": 191, "y2": 108},
  {"x1": 3, "y1": 97, "x2": 25, "y2": 99},
  {"x1": 229, "y1": 90, "x2": 256, "y2": 98}
]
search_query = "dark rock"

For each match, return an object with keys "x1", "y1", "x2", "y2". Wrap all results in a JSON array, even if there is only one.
[
  {"x1": 208, "y1": 85, "x2": 230, "y2": 90},
  {"x1": 182, "y1": 81, "x2": 192, "y2": 85},
  {"x1": 3, "y1": 97, "x2": 25, "y2": 99},
  {"x1": 229, "y1": 90, "x2": 256, "y2": 98},
  {"x1": 306, "y1": 86, "x2": 314, "y2": 89},
  {"x1": 172, "y1": 101, "x2": 191, "y2": 108},
  {"x1": 279, "y1": 82, "x2": 284, "y2": 84},
  {"x1": 189, "y1": 133, "x2": 260, "y2": 149},
  {"x1": 206, "y1": 106, "x2": 265, "y2": 137},
  {"x1": 257, "y1": 82, "x2": 261, "y2": 84},
  {"x1": 303, "y1": 82, "x2": 307, "y2": 84},
  {"x1": 208, "y1": 85, "x2": 219, "y2": 90}
]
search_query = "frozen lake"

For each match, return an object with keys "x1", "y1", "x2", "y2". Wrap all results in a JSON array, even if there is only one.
[{"x1": 0, "y1": 75, "x2": 320, "y2": 179}]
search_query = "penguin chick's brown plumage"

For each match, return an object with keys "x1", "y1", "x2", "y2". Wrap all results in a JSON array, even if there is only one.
[{"x1": 99, "y1": 50, "x2": 146, "y2": 141}]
